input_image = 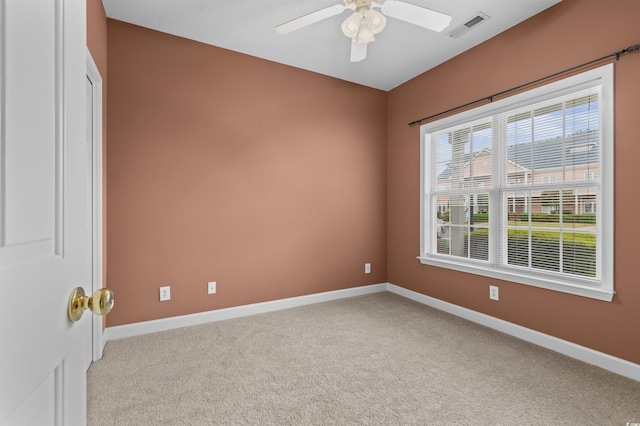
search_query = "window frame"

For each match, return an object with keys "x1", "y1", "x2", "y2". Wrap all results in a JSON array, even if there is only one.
[{"x1": 419, "y1": 64, "x2": 614, "y2": 302}]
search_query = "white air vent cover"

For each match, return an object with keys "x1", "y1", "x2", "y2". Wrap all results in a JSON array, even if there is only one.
[{"x1": 449, "y1": 12, "x2": 490, "y2": 39}]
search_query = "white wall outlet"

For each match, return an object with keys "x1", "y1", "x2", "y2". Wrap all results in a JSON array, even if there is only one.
[
  {"x1": 489, "y1": 285, "x2": 499, "y2": 301},
  {"x1": 208, "y1": 281, "x2": 217, "y2": 295},
  {"x1": 364, "y1": 263, "x2": 371, "y2": 274},
  {"x1": 159, "y1": 286, "x2": 171, "y2": 301}
]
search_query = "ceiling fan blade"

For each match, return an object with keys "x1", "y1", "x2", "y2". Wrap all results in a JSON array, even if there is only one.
[
  {"x1": 275, "y1": 5, "x2": 346, "y2": 35},
  {"x1": 350, "y1": 40, "x2": 367, "y2": 62},
  {"x1": 381, "y1": 0, "x2": 452, "y2": 32}
]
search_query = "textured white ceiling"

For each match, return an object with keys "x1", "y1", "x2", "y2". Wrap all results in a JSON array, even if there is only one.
[{"x1": 102, "y1": 0, "x2": 562, "y2": 91}]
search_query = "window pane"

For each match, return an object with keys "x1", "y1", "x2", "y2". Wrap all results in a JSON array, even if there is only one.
[
  {"x1": 437, "y1": 237, "x2": 450, "y2": 255},
  {"x1": 449, "y1": 194, "x2": 467, "y2": 225},
  {"x1": 468, "y1": 227, "x2": 488, "y2": 261},
  {"x1": 534, "y1": 103, "x2": 563, "y2": 141},
  {"x1": 436, "y1": 121, "x2": 493, "y2": 191},
  {"x1": 532, "y1": 103, "x2": 563, "y2": 184},
  {"x1": 565, "y1": 94, "x2": 599, "y2": 136},
  {"x1": 565, "y1": 94, "x2": 599, "y2": 184},
  {"x1": 436, "y1": 195, "x2": 450, "y2": 221},
  {"x1": 469, "y1": 123, "x2": 492, "y2": 189},
  {"x1": 506, "y1": 191, "x2": 530, "y2": 227},
  {"x1": 435, "y1": 133, "x2": 453, "y2": 189},
  {"x1": 433, "y1": 195, "x2": 451, "y2": 255},
  {"x1": 506, "y1": 187, "x2": 598, "y2": 277},
  {"x1": 562, "y1": 187, "x2": 597, "y2": 278},
  {"x1": 449, "y1": 194, "x2": 467, "y2": 258},
  {"x1": 507, "y1": 229, "x2": 529, "y2": 268},
  {"x1": 449, "y1": 225, "x2": 467, "y2": 259},
  {"x1": 507, "y1": 94, "x2": 600, "y2": 187},
  {"x1": 537, "y1": 189, "x2": 575, "y2": 216},
  {"x1": 531, "y1": 230, "x2": 561, "y2": 272},
  {"x1": 507, "y1": 112, "x2": 532, "y2": 187},
  {"x1": 572, "y1": 186, "x2": 597, "y2": 219},
  {"x1": 563, "y1": 232, "x2": 596, "y2": 277},
  {"x1": 475, "y1": 193, "x2": 489, "y2": 217}
]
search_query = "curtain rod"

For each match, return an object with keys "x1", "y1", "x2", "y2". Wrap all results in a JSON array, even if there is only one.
[{"x1": 408, "y1": 43, "x2": 640, "y2": 127}]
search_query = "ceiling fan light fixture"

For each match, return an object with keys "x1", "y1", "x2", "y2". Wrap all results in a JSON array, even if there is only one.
[
  {"x1": 276, "y1": 0, "x2": 453, "y2": 62},
  {"x1": 365, "y1": 9, "x2": 387, "y2": 34},
  {"x1": 341, "y1": 12, "x2": 363, "y2": 38},
  {"x1": 357, "y1": 23, "x2": 375, "y2": 44}
]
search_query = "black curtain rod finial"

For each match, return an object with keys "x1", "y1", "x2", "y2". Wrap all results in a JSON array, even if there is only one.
[
  {"x1": 616, "y1": 44, "x2": 639, "y2": 61},
  {"x1": 408, "y1": 42, "x2": 639, "y2": 127},
  {"x1": 622, "y1": 44, "x2": 640, "y2": 54}
]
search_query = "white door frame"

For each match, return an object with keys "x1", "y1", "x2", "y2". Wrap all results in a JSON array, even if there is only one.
[{"x1": 86, "y1": 50, "x2": 105, "y2": 362}]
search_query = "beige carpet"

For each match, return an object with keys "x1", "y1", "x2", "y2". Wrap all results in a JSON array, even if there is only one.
[{"x1": 88, "y1": 292, "x2": 640, "y2": 425}]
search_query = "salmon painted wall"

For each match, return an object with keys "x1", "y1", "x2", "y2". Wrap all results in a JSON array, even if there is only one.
[
  {"x1": 387, "y1": 0, "x2": 640, "y2": 364},
  {"x1": 106, "y1": 20, "x2": 387, "y2": 326},
  {"x1": 87, "y1": 0, "x2": 108, "y2": 313}
]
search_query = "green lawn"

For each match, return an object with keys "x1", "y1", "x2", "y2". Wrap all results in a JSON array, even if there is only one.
[
  {"x1": 449, "y1": 221, "x2": 594, "y2": 229},
  {"x1": 509, "y1": 221, "x2": 594, "y2": 229}
]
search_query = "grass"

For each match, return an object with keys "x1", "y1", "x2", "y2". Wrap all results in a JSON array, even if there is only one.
[
  {"x1": 449, "y1": 221, "x2": 595, "y2": 229},
  {"x1": 509, "y1": 221, "x2": 595, "y2": 229}
]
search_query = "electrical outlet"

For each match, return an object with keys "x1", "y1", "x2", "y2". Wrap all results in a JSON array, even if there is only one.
[
  {"x1": 159, "y1": 286, "x2": 171, "y2": 301},
  {"x1": 489, "y1": 285, "x2": 499, "y2": 301},
  {"x1": 365, "y1": 263, "x2": 371, "y2": 274},
  {"x1": 208, "y1": 281, "x2": 217, "y2": 295}
]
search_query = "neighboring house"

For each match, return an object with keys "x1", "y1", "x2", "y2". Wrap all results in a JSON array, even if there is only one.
[{"x1": 436, "y1": 130, "x2": 599, "y2": 219}]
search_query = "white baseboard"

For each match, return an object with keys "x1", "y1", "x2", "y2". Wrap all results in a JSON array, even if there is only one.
[
  {"x1": 105, "y1": 283, "x2": 387, "y2": 341},
  {"x1": 105, "y1": 281, "x2": 639, "y2": 382},
  {"x1": 386, "y1": 283, "x2": 640, "y2": 382}
]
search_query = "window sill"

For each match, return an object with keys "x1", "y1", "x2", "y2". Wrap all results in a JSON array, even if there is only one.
[{"x1": 417, "y1": 256, "x2": 614, "y2": 302}]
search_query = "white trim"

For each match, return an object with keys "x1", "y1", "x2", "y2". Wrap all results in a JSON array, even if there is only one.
[
  {"x1": 105, "y1": 284, "x2": 388, "y2": 341},
  {"x1": 420, "y1": 64, "x2": 614, "y2": 302},
  {"x1": 86, "y1": 49, "x2": 105, "y2": 362},
  {"x1": 386, "y1": 283, "x2": 640, "y2": 382},
  {"x1": 417, "y1": 256, "x2": 614, "y2": 302},
  {"x1": 599, "y1": 63, "x2": 615, "y2": 301},
  {"x1": 104, "y1": 282, "x2": 639, "y2": 382}
]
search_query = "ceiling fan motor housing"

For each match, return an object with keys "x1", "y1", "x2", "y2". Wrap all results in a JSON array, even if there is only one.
[
  {"x1": 347, "y1": 0, "x2": 374, "y2": 9},
  {"x1": 342, "y1": 0, "x2": 386, "y2": 43},
  {"x1": 275, "y1": 0, "x2": 452, "y2": 62}
]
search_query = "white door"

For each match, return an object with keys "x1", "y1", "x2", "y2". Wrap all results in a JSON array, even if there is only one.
[{"x1": 0, "y1": 0, "x2": 93, "y2": 425}]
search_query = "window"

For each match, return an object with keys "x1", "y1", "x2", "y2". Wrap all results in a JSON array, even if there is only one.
[
  {"x1": 420, "y1": 64, "x2": 614, "y2": 301},
  {"x1": 585, "y1": 172, "x2": 600, "y2": 181}
]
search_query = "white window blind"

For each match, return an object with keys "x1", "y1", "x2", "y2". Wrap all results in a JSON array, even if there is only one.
[{"x1": 420, "y1": 64, "x2": 614, "y2": 301}]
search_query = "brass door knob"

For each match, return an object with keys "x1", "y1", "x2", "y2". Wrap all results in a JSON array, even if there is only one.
[{"x1": 68, "y1": 287, "x2": 115, "y2": 322}]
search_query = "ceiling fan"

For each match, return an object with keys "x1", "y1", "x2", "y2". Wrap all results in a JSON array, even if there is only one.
[{"x1": 275, "y1": 0, "x2": 452, "y2": 62}]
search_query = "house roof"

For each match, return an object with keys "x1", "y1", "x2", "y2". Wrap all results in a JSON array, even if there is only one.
[{"x1": 437, "y1": 130, "x2": 599, "y2": 180}]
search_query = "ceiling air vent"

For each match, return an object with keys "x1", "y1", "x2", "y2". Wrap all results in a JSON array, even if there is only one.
[{"x1": 449, "y1": 12, "x2": 490, "y2": 39}]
